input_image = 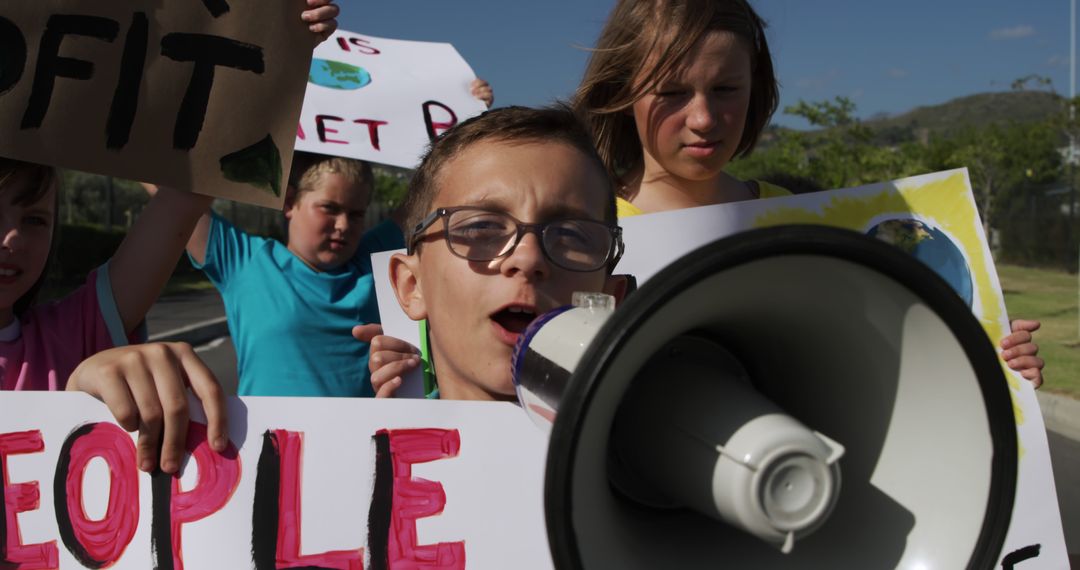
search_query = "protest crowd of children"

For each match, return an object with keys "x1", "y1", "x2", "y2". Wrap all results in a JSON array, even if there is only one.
[{"x1": 1, "y1": 0, "x2": 1047, "y2": 477}]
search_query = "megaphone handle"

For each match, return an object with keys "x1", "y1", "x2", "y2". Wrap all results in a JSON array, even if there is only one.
[{"x1": 419, "y1": 319, "x2": 437, "y2": 397}]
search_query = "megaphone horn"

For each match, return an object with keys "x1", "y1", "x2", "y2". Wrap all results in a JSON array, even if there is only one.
[{"x1": 513, "y1": 225, "x2": 1017, "y2": 569}]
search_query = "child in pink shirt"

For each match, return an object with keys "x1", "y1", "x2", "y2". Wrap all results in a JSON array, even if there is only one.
[
  {"x1": 0, "y1": 266, "x2": 133, "y2": 391},
  {"x1": 0, "y1": 158, "x2": 219, "y2": 473}
]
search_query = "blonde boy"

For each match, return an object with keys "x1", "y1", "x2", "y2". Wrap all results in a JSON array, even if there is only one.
[{"x1": 187, "y1": 152, "x2": 379, "y2": 396}]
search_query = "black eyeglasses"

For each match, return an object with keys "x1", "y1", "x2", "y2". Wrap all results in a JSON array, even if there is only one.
[{"x1": 408, "y1": 207, "x2": 624, "y2": 272}]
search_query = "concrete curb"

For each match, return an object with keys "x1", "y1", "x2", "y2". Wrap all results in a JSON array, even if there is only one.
[
  {"x1": 1038, "y1": 391, "x2": 1080, "y2": 442},
  {"x1": 148, "y1": 316, "x2": 229, "y2": 347}
]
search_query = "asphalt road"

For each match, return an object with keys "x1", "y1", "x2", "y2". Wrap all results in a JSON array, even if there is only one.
[
  {"x1": 1048, "y1": 430, "x2": 1080, "y2": 555},
  {"x1": 196, "y1": 335, "x2": 239, "y2": 396}
]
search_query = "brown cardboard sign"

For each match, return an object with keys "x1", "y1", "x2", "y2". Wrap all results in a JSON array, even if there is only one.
[{"x1": 0, "y1": 0, "x2": 314, "y2": 208}]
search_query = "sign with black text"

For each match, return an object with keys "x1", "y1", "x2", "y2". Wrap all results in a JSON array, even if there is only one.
[
  {"x1": 0, "y1": 0, "x2": 313, "y2": 208},
  {"x1": 295, "y1": 30, "x2": 488, "y2": 169},
  {"x1": 0, "y1": 393, "x2": 551, "y2": 569}
]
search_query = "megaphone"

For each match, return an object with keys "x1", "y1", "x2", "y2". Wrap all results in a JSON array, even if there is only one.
[{"x1": 512, "y1": 225, "x2": 1017, "y2": 569}]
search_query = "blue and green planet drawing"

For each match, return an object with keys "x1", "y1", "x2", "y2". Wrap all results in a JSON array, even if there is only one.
[
  {"x1": 309, "y1": 59, "x2": 371, "y2": 90},
  {"x1": 867, "y1": 218, "x2": 974, "y2": 307}
]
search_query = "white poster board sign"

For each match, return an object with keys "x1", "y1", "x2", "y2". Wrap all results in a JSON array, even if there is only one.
[
  {"x1": 295, "y1": 30, "x2": 487, "y2": 168},
  {"x1": 0, "y1": 393, "x2": 550, "y2": 569},
  {"x1": 372, "y1": 169, "x2": 1067, "y2": 567}
]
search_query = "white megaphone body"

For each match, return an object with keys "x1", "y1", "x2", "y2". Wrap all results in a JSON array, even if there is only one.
[{"x1": 512, "y1": 225, "x2": 1017, "y2": 569}]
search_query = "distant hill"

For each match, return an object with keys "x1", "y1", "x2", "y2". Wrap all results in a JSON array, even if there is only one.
[
  {"x1": 864, "y1": 90, "x2": 1063, "y2": 135},
  {"x1": 764, "y1": 90, "x2": 1065, "y2": 146}
]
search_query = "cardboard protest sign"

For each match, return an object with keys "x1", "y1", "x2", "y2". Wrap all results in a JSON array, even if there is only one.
[
  {"x1": 294, "y1": 30, "x2": 488, "y2": 169},
  {"x1": 372, "y1": 168, "x2": 1068, "y2": 567},
  {"x1": 0, "y1": 393, "x2": 551, "y2": 569},
  {"x1": 0, "y1": 0, "x2": 313, "y2": 208}
]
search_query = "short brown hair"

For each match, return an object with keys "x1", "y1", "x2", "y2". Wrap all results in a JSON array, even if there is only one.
[
  {"x1": 574, "y1": 0, "x2": 778, "y2": 191},
  {"x1": 288, "y1": 151, "x2": 374, "y2": 199},
  {"x1": 0, "y1": 158, "x2": 56, "y2": 210},
  {"x1": 402, "y1": 105, "x2": 617, "y2": 239},
  {"x1": 0, "y1": 158, "x2": 59, "y2": 317}
]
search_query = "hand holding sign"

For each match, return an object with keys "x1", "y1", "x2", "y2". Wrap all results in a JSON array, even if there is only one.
[
  {"x1": 353, "y1": 323, "x2": 421, "y2": 398},
  {"x1": 302, "y1": 0, "x2": 340, "y2": 43},
  {"x1": 66, "y1": 342, "x2": 228, "y2": 475},
  {"x1": 1000, "y1": 319, "x2": 1044, "y2": 388}
]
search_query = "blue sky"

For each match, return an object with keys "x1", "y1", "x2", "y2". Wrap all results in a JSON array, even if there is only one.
[{"x1": 343, "y1": 1, "x2": 1074, "y2": 129}]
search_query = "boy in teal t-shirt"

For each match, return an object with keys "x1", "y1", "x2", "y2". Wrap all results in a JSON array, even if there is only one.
[{"x1": 189, "y1": 153, "x2": 379, "y2": 396}]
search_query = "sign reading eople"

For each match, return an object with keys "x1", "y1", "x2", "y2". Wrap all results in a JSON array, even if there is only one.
[
  {"x1": 294, "y1": 30, "x2": 489, "y2": 169},
  {"x1": 0, "y1": 393, "x2": 552, "y2": 569},
  {"x1": 0, "y1": 0, "x2": 314, "y2": 208}
]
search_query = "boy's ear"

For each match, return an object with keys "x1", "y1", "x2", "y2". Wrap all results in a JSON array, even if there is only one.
[
  {"x1": 283, "y1": 184, "x2": 299, "y2": 217},
  {"x1": 604, "y1": 273, "x2": 635, "y2": 304},
  {"x1": 389, "y1": 252, "x2": 428, "y2": 320}
]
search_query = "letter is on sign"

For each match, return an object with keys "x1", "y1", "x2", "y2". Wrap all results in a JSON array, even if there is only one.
[
  {"x1": 0, "y1": 17, "x2": 27, "y2": 96},
  {"x1": 422, "y1": 101, "x2": 458, "y2": 141},
  {"x1": 150, "y1": 422, "x2": 241, "y2": 570},
  {"x1": 160, "y1": 33, "x2": 265, "y2": 150},
  {"x1": 367, "y1": 429, "x2": 464, "y2": 570},
  {"x1": 21, "y1": 15, "x2": 120, "y2": 131},
  {"x1": 53, "y1": 423, "x2": 139, "y2": 568},
  {"x1": 252, "y1": 430, "x2": 364, "y2": 570},
  {"x1": 1, "y1": 430, "x2": 59, "y2": 569}
]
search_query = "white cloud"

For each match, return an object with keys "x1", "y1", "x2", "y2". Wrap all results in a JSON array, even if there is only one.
[
  {"x1": 887, "y1": 67, "x2": 909, "y2": 78},
  {"x1": 795, "y1": 69, "x2": 840, "y2": 91},
  {"x1": 990, "y1": 25, "x2": 1035, "y2": 40},
  {"x1": 1046, "y1": 54, "x2": 1069, "y2": 68}
]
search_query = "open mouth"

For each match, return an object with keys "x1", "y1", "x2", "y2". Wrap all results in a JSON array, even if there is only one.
[
  {"x1": 0, "y1": 265, "x2": 21, "y2": 280},
  {"x1": 492, "y1": 306, "x2": 538, "y2": 335}
]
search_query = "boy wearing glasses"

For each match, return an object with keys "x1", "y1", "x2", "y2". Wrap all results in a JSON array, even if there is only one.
[{"x1": 368, "y1": 105, "x2": 627, "y2": 400}]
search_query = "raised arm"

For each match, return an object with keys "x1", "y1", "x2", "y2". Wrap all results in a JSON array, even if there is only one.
[
  {"x1": 110, "y1": 186, "x2": 213, "y2": 334},
  {"x1": 186, "y1": 208, "x2": 213, "y2": 266}
]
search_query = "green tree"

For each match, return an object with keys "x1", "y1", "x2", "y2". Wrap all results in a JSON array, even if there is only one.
[
  {"x1": 784, "y1": 97, "x2": 927, "y2": 188},
  {"x1": 924, "y1": 120, "x2": 1062, "y2": 249},
  {"x1": 731, "y1": 97, "x2": 927, "y2": 189},
  {"x1": 59, "y1": 171, "x2": 149, "y2": 227}
]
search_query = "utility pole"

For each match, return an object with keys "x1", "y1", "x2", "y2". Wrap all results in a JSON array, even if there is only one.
[{"x1": 1073, "y1": 0, "x2": 1078, "y2": 338}]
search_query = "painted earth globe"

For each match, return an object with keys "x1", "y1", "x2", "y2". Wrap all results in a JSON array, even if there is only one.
[
  {"x1": 309, "y1": 59, "x2": 371, "y2": 90},
  {"x1": 867, "y1": 218, "x2": 974, "y2": 308}
]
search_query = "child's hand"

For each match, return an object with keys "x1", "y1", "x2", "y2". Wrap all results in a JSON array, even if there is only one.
[
  {"x1": 302, "y1": 0, "x2": 340, "y2": 44},
  {"x1": 1001, "y1": 319, "x2": 1044, "y2": 389},
  {"x1": 66, "y1": 343, "x2": 228, "y2": 474},
  {"x1": 353, "y1": 324, "x2": 421, "y2": 398},
  {"x1": 470, "y1": 78, "x2": 495, "y2": 109}
]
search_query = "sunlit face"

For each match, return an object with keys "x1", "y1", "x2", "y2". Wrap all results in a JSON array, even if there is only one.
[
  {"x1": 285, "y1": 172, "x2": 371, "y2": 271},
  {"x1": 398, "y1": 140, "x2": 614, "y2": 400},
  {"x1": 631, "y1": 30, "x2": 753, "y2": 183},
  {"x1": 0, "y1": 175, "x2": 56, "y2": 325}
]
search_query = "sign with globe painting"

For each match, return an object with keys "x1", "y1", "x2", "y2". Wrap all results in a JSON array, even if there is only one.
[
  {"x1": 294, "y1": 30, "x2": 488, "y2": 169},
  {"x1": 611, "y1": 168, "x2": 1068, "y2": 566},
  {"x1": 368, "y1": 168, "x2": 1069, "y2": 566},
  {"x1": 0, "y1": 0, "x2": 313, "y2": 208}
]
